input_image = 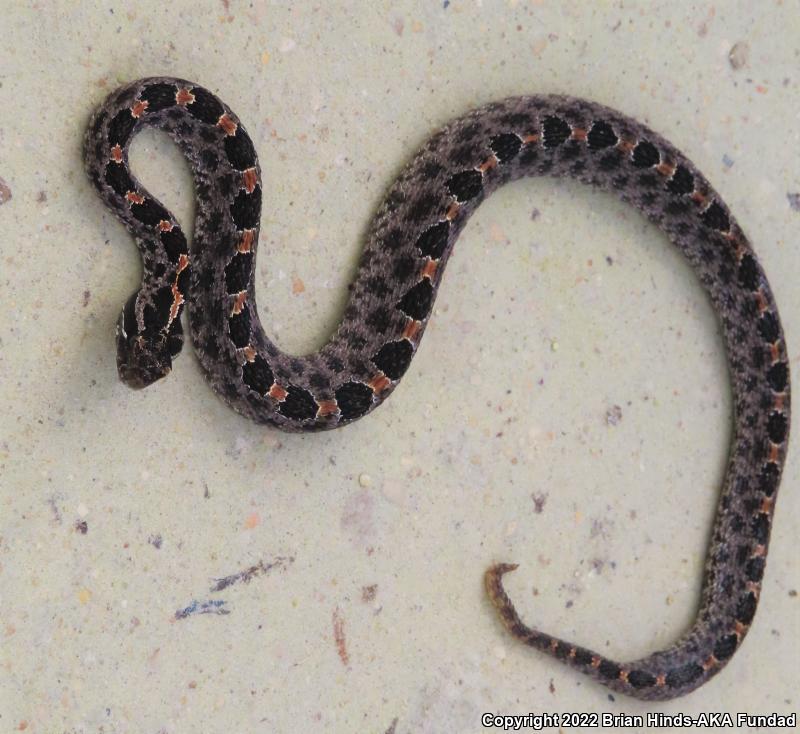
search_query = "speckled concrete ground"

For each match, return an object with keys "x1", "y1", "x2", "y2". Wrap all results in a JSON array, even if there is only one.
[{"x1": 1, "y1": 2, "x2": 798, "y2": 732}]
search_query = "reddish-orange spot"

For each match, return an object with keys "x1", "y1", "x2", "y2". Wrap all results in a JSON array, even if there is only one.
[
  {"x1": 242, "y1": 345, "x2": 257, "y2": 362},
  {"x1": 158, "y1": 219, "x2": 173, "y2": 232},
  {"x1": 617, "y1": 139, "x2": 635, "y2": 153},
  {"x1": 590, "y1": 656, "x2": 601, "y2": 668},
  {"x1": 619, "y1": 669, "x2": 629, "y2": 682},
  {"x1": 110, "y1": 144, "x2": 123, "y2": 163},
  {"x1": 218, "y1": 113, "x2": 237, "y2": 136},
  {"x1": 571, "y1": 127, "x2": 587, "y2": 141},
  {"x1": 768, "y1": 443, "x2": 780, "y2": 463},
  {"x1": 244, "y1": 512, "x2": 260, "y2": 529},
  {"x1": 242, "y1": 167, "x2": 258, "y2": 193},
  {"x1": 522, "y1": 133, "x2": 539, "y2": 144},
  {"x1": 368, "y1": 373, "x2": 391, "y2": 394},
  {"x1": 131, "y1": 99, "x2": 149, "y2": 118},
  {"x1": 269, "y1": 384, "x2": 288, "y2": 401},
  {"x1": 402, "y1": 319, "x2": 421, "y2": 341},
  {"x1": 655, "y1": 674, "x2": 666, "y2": 687},
  {"x1": 316, "y1": 399, "x2": 339, "y2": 417},
  {"x1": 238, "y1": 229, "x2": 255, "y2": 253},
  {"x1": 656, "y1": 162, "x2": 675, "y2": 177},
  {"x1": 770, "y1": 343, "x2": 781, "y2": 361},
  {"x1": 691, "y1": 191, "x2": 708, "y2": 206},
  {"x1": 176, "y1": 87, "x2": 195, "y2": 106},
  {"x1": 479, "y1": 155, "x2": 498, "y2": 173},
  {"x1": 231, "y1": 290, "x2": 248, "y2": 315},
  {"x1": 176, "y1": 253, "x2": 190, "y2": 273},
  {"x1": 753, "y1": 543, "x2": 767, "y2": 557},
  {"x1": 760, "y1": 496, "x2": 775, "y2": 514},
  {"x1": 126, "y1": 191, "x2": 144, "y2": 205},
  {"x1": 755, "y1": 290, "x2": 768, "y2": 313},
  {"x1": 332, "y1": 607, "x2": 349, "y2": 666},
  {"x1": 445, "y1": 202, "x2": 460, "y2": 220},
  {"x1": 734, "y1": 621, "x2": 747, "y2": 637},
  {"x1": 702, "y1": 654, "x2": 718, "y2": 670},
  {"x1": 421, "y1": 258, "x2": 438, "y2": 280}
]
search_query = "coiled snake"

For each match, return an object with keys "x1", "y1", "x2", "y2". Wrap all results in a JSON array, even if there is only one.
[{"x1": 85, "y1": 78, "x2": 790, "y2": 700}]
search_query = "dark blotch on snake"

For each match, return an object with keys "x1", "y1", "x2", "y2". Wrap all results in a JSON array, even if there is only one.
[
  {"x1": 631, "y1": 140, "x2": 660, "y2": 168},
  {"x1": 542, "y1": 116, "x2": 571, "y2": 148},
  {"x1": 552, "y1": 642, "x2": 570, "y2": 660},
  {"x1": 767, "y1": 411, "x2": 788, "y2": 443},
  {"x1": 278, "y1": 385, "x2": 318, "y2": 420},
  {"x1": 587, "y1": 120, "x2": 618, "y2": 150},
  {"x1": 666, "y1": 165, "x2": 694, "y2": 195},
  {"x1": 738, "y1": 254, "x2": 759, "y2": 291},
  {"x1": 108, "y1": 109, "x2": 136, "y2": 146},
  {"x1": 416, "y1": 221, "x2": 450, "y2": 259},
  {"x1": 230, "y1": 185, "x2": 262, "y2": 230},
  {"x1": 627, "y1": 670, "x2": 657, "y2": 689},
  {"x1": 701, "y1": 202, "x2": 731, "y2": 232},
  {"x1": 713, "y1": 634, "x2": 738, "y2": 661},
  {"x1": 736, "y1": 592, "x2": 758, "y2": 625},
  {"x1": 745, "y1": 556, "x2": 765, "y2": 583},
  {"x1": 242, "y1": 354, "x2": 274, "y2": 395},
  {"x1": 489, "y1": 133, "x2": 522, "y2": 163},
  {"x1": 160, "y1": 228, "x2": 188, "y2": 261},
  {"x1": 104, "y1": 161, "x2": 135, "y2": 197},
  {"x1": 736, "y1": 544, "x2": 750, "y2": 566},
  {"x1": 751, "y1": 513, "x2": 770, "y2": 545},
  {"x1": 140, "y1": 83, "x2": 178, "y2": 112},
  {"x1": 186, "y1": 86, "x2": 225, "y2": 125},
  {"x1": 397, "y1": 279, "x2": 434, "y2": 321},
  {"x1": 572, "y1": 648, "x2": 593, "y2": 666},
  {"x1": 225, "y1": 128, "x2": 258, "y2": 170},
  {"x1": 228, "y1": 309, "x2": 251, "y2": 348},
  {"x1": 598, "y1": 660, "x2": 621, "y2": 680},
  {"x1": 167, "y1": 318, "x2": 183, "y2": 356},
  {"x1": 665, "y1": 663, "x2": 704, "y2": 689},
  {"x1": 758, "y1": 312, "x2": 780, "y2": 343},
  {"x1": 176, "y1": 266, "x2": 190, "y2": 295},
  {"x1": 224, "y1": 252, "x2": 252, "y2": 293},
  {"x1": 131, "y1": 198, "x2": 170, "y2": 227},
  {"x1": 372, "y1": 340, "x2": 414, "y2": 380},
  {"x1": 446, "y1": 170, "x2": 483, "y2": 202},
  {"x1": 335, "y1": 381, "x2": 375, "y2": 420},
  {"x1": 143, "y1": 286, "x2": 175, "y2": 332},
  {"x1": 766, "y1": 362, "x2": 788, "y2": 393}
]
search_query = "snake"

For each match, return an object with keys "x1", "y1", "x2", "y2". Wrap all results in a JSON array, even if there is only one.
[{"x1": 84, "y1": 77, "x2": 789, "y2": 701}]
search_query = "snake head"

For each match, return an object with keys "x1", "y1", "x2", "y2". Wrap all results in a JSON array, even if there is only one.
[{"x1": 116, "y1": 293, "x2": 183, "y2": 389}]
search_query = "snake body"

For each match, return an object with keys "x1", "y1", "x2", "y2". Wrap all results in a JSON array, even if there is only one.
[{"x1": 85, "y1": 78, "x2": 789, "y2": 700}]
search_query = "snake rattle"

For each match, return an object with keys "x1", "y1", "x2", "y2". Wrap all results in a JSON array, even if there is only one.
[{"x1": 85, "y1": 78, "x2": 789, "y2": 700}]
